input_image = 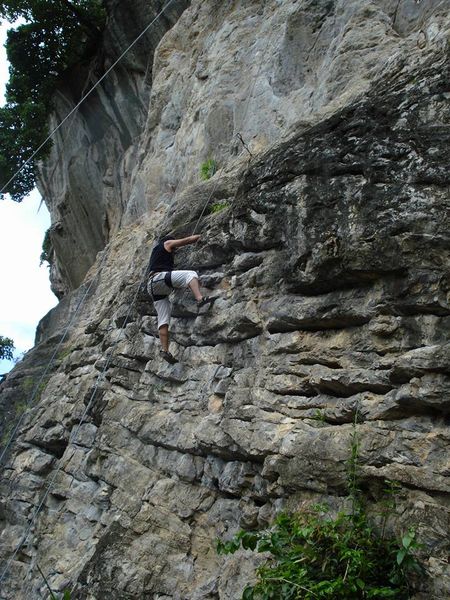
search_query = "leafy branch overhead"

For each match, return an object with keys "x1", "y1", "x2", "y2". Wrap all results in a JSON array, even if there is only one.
[
  {"x1": 0, "y1": 0, "x2": 106, "y2": 201},
  {"x1": 0, "y1": 335, "x2": 14, "y2": 361}
]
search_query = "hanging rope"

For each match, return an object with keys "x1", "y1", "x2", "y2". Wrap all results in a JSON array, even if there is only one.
[
  {"x1": 0, "y1": 0, "x2": 180, "y2": 470},
  {"x1": 0, "y1": 274, "x2": 147, "y2": 587},
  {"x1": 175, "y1": 19, "x2": 279, "y2": 307},
  {"x1": 0, "y1": 0, "x2": 183, "y2": 587},
  {"x1": 236, "y1": 133, "x2": 253, "y2": 159},
  {"x1": 0, "y1": 250, "x2": 108, "y2": 468}
]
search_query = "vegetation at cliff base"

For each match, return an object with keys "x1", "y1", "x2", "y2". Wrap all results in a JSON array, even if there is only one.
[
  {"x1": 0, "y1": 335, "x2": 14, "y2": 360},
  {"x1": 217, "y1": 508, "x2": 422, "y2": 599},
  {"x1": 0, "y1": 0, "x2": 106, "y2": 201},
  {"x1": 217, "y1": 421, "x2": 425, "y2": 599}
]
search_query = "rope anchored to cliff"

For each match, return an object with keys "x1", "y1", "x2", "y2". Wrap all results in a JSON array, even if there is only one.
[
  {"x1": 142, "y1": 23, "x2": 282, "y2": 363},
  {"x1": 236, "y1": 133, "x2": 254, "y2": 159}
]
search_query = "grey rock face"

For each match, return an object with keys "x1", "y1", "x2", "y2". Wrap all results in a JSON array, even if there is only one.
[
  {"x1": 37, "y1": 0, "x2": 190, "y2": 297},
  {"x1": 1, "y1": 0, "x2": 450, "y2": 599},
  {"x1": 39, "y1": 0, "x2": 449, "y2": 297}
]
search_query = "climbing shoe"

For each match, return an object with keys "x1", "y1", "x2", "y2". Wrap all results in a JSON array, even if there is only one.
[
  {"x1": 196, "y1": 296, "x2": 217, "y2": 309},
  {"x1": 160, "y1": 350, "x2": 177, "y2": 364}
]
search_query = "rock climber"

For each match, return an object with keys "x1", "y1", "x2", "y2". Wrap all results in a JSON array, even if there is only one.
[{"x1": 146, "y1": 234, "x2": 215, "y2": 364}]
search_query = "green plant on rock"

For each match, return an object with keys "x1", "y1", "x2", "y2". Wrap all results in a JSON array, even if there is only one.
[
  {"x1": 48, "y1": 591, "x2": 71, "y2": 600},
  {"x1": 311, "y1": 409, "x2": 326, "y2": 423},
  {"x1": 22, "y1": 375, "x2": 49, "y2": 404},
  {"x1": 200, "y1": 158, "x2": 217, "y2": 180},
  {"x1": 1, "y1": 421, "x2": 14, "y2": 447},
  {"x1": 46, "y1": 591, "x2": 71, "y2": 600},
  {"x1": 40, "y1": 228, "x2": 53, "y2": 267},
  {"x1": 57, "y1": 346, "x2": 73, "y2": 361},
  {"x1": 379, "y1": 479, "x2": 403, "y2": 539},
  {"x1": 209, "y1": 200, "x2": 229, "y2": 214},
  {"x1": 217, "y1": 420, "x2": 424, "y2": 599},
  {"x1": 217, "y1": 507, "x2": 422, "y2": 599}
]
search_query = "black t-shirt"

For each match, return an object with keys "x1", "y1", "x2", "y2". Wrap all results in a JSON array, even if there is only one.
[{"x1": 147, "y1": 241, "x2": 174, "y2": 273}]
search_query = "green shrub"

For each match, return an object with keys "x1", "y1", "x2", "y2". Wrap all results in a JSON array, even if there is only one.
[
  {"x1": 200, "y1": 158, "x2": 217, "y2": 180},
  {"x1": 0, "y1": 1, "x2": 106, "y2": 201},
  {"x1": 209, "y1": 200, "x2": 229, "y2": 214},
  {"x1": 218, "y1": 508, "x2": 422, "y2": 599},
  {"x1": 217, "y1": 420, "x2": 424, "y2": 599},
  {"x1": 0, "y1": 335, "x2": 14, "y2": 361},
  {"x1": 40, "y1": 228, "x2": 53, "y2": 267}
]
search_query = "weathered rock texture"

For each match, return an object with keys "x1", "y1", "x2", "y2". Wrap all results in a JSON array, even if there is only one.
[{"x1": 1, "y1": 0, "x2": 450, "y2": 598}]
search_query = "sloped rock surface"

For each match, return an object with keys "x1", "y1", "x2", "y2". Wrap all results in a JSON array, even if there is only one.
[
  {"x1": 39, "y1": 0, "x2": 449, "y2": 297},
  {"x1": 1, "y1": 1, "x2": 450, "y2": 599}
]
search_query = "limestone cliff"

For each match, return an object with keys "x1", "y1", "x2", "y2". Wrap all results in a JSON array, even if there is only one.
[{"x1": 1, "y1": 1, "x2": 450, "y2": 598}]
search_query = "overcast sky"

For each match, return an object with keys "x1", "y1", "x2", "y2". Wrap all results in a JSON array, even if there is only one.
[{"x1": 0, "y1": 21, "x2": 58, "y2": 374}]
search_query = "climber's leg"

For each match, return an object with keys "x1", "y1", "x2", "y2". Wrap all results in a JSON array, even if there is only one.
[
  {"x1": 188, "y1": 276, "x2": 203, "y2": 302},
  {"x1": 170, "y1": 270, "x2": 216, "y2": 307},
  {"x1": 170, "y1": 270, "x2": 201, "y2": 298},
  {"x1": 158, "y1": 324, "x2": 169, "y2": 352},
  {"x1": 154, "y1": 297, "x2": 177, "y2": 364}
]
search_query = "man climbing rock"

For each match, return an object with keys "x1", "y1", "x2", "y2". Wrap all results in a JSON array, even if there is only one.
[{"x1": 147, "y1": 234, "x2": 215, "y2": 364}]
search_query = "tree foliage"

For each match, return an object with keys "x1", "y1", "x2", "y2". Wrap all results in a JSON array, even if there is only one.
[
  {"x1": 217, "y1": 509, "x2": 423, "y2": 599},
  {"x1": 0, "y1": 0, "x2": 106, "y2": 201},
  {"x1": 0, "y1": 335, "x2": 15, "y2": 360},
  {"x1": 40, "y1": 226, "x2": 53, "y2": 266},
  {"x1": 217, "y1": 422, "x2": 426, "y2": 599}
]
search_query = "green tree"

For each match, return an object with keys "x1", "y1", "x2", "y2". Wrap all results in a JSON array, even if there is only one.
[
  {"x1": 0, "y1": 0, "x2": 106, "y2": 201},
  {"x1": 40, "y1": 227, "x2": 53, "y2": 266},
  {"x1": 0, "y1": 335, "x2": 15, "y2": 360}
]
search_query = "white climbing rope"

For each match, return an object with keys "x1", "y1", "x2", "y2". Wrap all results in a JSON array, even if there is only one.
[
  {"x1": 0, "y1": 0, "x2": 182, "y2": 587},
  {"x1": 0, "y1": 277, "x2": 145, "y2": 587}
]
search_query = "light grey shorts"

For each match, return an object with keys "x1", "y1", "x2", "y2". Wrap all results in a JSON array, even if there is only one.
[{"x1": 148, "y1": 270, "x2": 198, "y2": 329}]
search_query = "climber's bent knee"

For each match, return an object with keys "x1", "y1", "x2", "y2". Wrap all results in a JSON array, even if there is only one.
[{"x1": 170, "y1": 270, "x2": 198, "y2": 288}]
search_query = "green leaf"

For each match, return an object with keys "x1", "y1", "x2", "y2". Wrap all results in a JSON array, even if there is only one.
[
  {"x1": 402, "y1": 529, "x2": 416, "y2": 550},
  {"x1": 257, "y1": 538, "x2": 273, "y2": 553},
  {"x1": 241, "y1": 532, "x2": 258, "y2": 551},
  {"x1": 242, "y1": 587, "x2": 254, "y2": 600},
  {"x1": 396, "y1": 548, "x2": 407, "y2": 565}
]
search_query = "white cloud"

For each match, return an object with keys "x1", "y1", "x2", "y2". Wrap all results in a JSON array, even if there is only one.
[
  {"x1": 0, "y1": 21, "x2": 58, "y2": 374},
  {"x1": 0, "y1": 190, "x2": 58, "y2": 372}
]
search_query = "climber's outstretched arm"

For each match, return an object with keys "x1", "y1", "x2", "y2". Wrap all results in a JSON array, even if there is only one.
[{"x1": 164, "y1": 235, "x2": 200, "y2": 252}]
